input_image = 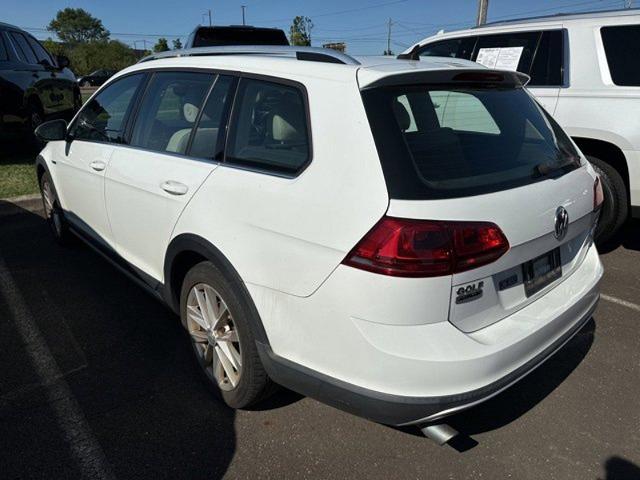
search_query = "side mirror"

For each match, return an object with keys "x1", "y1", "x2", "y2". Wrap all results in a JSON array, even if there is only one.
[
  {"x1": 35, "y1": 119, "x2": 68, "y2": 142},
  {"x1": 56, "y1": 55, "x2": 70, "y2": 69}
]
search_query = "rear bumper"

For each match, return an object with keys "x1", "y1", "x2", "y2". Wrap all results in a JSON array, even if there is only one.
[{"x1": 256, "y1": 245, "x2": 602, "y2": 426}]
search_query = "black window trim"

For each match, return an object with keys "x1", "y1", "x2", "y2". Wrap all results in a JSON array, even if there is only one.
[
  {"x1": 418, "y1": 28, "x2": 570, "y2": 89},
  {"x1": 222, "y1": 72, "x2": 314, "y2": 179}
]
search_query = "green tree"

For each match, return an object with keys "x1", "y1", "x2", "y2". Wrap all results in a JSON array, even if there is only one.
[
  {"x1": 153, "y1": 38, "x2": 169, "y2": 52},
  {"x1": 69, "y1": 40, "x2": 136, "y2": 76},
  {"x1": 172, "y1": 38, "x2": 183, "y2": 50},
  {"x1": 41, "y1": 38, "x2": 66, "y2": 56},
  {"x1": 47, "y1": 8, "x2": 109, "y2": 44},
  {"x1": 289, "y1": 16, "x2": 313, "y2": 46}
]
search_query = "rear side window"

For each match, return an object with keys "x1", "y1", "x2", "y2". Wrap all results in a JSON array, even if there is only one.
[
  {"x1": 418, "y1": 37, "x2": 476, "y2": 60},
  {"x1": 419, "y1": 30, "x2": 564, "y2": 87},
  {"x1": 130, "y1": 71, "x2": 214, "y2": 155},
  {"x1": 72, "y1": 74, "x2": 145, "y2": 143},
  {"x1": 361, "y1": 83, "x2": 580, "y2": 199},
  {"x1": 26, "y1": 35, "x2": 52, "y2": 65},
  {"x1": 190, "y1": 75, "x2": 235, "y2": 159},
  {"x1": 9, "y1": 32, "x2": 38, "y2": 64},
  {"x1": 601, "y1": 25, "x2": 640, "y2": 86},
  {"x1": 226, "y1": 78, "x2": 310, "y2": 175}
]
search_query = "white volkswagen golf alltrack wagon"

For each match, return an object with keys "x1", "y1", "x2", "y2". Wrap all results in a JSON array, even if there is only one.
[{"x1": 34, "y1": 46, "x2": 603, "y2": 443}]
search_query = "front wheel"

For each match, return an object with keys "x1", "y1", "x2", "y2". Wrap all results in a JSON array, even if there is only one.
[
  {"x1": 180, "y1": 261, "x2": 274, "y2": 409},
  {"x1": 588, "y1": 155, "x2": 628, "y2": 244},
  {"x1": 39, "y1": 172, "x2": 73, "y2": 245}
]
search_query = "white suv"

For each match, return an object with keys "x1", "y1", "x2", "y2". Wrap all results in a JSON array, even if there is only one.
[
  {"x1": 34, "y1": 46, "x2": 603, "y2": 443},
  {"x1": 410, "y1": 8, "x2": 640, "y2": 243}
]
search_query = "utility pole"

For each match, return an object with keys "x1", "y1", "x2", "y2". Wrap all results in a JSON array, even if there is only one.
[
  {"x1": 241, "y1": 5, "x2": 246, "y2": 25},
  {"x1": 204, "y1": 9, "x2": 212, "y2": 26},
  {"x1": 476, "y1": 0, "x2": 489, "y2": 26},
  {"x1": 386, "y1": 18, "x2": 393, "y2": 55}
]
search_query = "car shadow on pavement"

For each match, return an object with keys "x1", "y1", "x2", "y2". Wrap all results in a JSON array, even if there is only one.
[
  {"x1": 598, "y1": 218, "x2": 640, "y2": 254},
  {"x1": 0, "y1": 200, "x2": 237, "y2": 479},
  {"x1": 601, "y1": 456, "x2": 640, "y2": 480}
]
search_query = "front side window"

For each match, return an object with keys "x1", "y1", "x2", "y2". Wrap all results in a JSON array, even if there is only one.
[
  {"x1": 72, "y1": 74, "x2": 145, "y2": 143},
  {"x1": 226, "y1": 78, "x2": 310, "y2": 174},
  {"x1": 9, "y1": 32, "x2": 38, "y2": 64},
  {"x1": 601, "y1": 25, "x2": 640, "y2": 86},
  {"x1": 130, "y1": 71, "x2": 214, "y2": 155},
  {"x1": 361, "y1": 83, "x2": 581, "y2": 199}
]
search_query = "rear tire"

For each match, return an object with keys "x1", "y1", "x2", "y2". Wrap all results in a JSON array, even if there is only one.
[
  {"x1": 587, "y1": 155, "x2": 628, "y2": 244},
  {"x1": 39, "y1": 172, "x2": 73, "y2": 245},
  {"x1": 180, "y1": 261, "x2": 274, "y2": 409}
]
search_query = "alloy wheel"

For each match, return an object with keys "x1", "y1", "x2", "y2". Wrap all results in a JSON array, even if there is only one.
[
  {"x1": 42, "y1": 180, "x2": 62, "y2": 236},
  {"x1": 186, "y1": 283, "x2": 242, "y2": 391}
]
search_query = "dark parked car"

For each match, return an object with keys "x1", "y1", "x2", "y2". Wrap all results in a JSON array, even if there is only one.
[
  {"x1": 77, "y1": 69, "x2": 116, "y2": 87},
  {"x1": 0, "y1": 22, "x2": 80, "y2": 142},
  {"x1": 184, "y1": 25, "x2": 289, "y2": 48}
]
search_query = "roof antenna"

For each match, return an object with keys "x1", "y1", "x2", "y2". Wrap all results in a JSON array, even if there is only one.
[{"x1": 397, "y1": 43, "x2": 421, "y2": 61}]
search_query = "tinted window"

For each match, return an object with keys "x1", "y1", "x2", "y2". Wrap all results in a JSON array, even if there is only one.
[
  {"x1": 418, "y1": 37, "x2": 476, "y2": 60},
  {"x1": 528, "y1": 30, "x2": 563, "y2": 86},
  {"x1": 190, "y1": 75, "x2": 235, "y2": 159},
  {"x1": 73, "y1": 74, "x2": 145, "y2": 143},
  {"x1": 0, "y1": 34, "x2": 8, "y2": 61},
  {"x1": 26, "y1": 35, "x2": 52, "y2": 64},
  {"x1": 130, "y1": 71, "x2": 213, "y2": 155},
  {"x1": 473, "y1": 31, "x2": 539, "y2": 74},
  {"x1": 193, "y1": 27, "x2": 289, "y2": 47},
  {"x1": 10, "y1": 32, "x2": 38, "y2": 64},
  {"x1": 601, "y1": 25, "x2": 640, "y2": 86},
  {"x1": 227, "y1": 79, "x2": 309, "y2": 174},
  {"x1": 361, "y1": 84, "x2": 580, "y2": 199}
]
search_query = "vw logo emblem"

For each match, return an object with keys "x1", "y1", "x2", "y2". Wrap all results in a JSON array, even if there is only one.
[{"x1": 554, "y1": 206, "x2": 569, "y2": 240}]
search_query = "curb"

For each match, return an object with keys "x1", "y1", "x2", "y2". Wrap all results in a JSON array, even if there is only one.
[{"x1": 2, "y1": 193, "x2": 40, "y2": 203}]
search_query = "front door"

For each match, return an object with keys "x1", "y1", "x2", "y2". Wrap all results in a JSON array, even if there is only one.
[{"x1": 58, "y1": 73, "x2": 146, "y2": 246}]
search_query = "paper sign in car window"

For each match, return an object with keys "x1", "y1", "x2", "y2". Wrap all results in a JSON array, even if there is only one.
[
  {"x1": 476, "y1": 48, "x2": 500, "y2": 68},
  {"x1": 494, "y1": 46, "x2": 524, "y2": 71}
]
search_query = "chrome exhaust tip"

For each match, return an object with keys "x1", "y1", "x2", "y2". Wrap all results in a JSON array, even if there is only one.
[{"x1": 420, "y1": 423, "x2": 459, "y2": 445}]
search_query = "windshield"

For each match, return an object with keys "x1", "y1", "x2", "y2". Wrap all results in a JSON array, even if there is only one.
[{"x1": 361, "y1": 84, "x2": 581, "y2": 199}]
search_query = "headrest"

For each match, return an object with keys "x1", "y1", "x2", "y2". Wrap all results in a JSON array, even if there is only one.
[
  {"x1": 392, "y1": 100, "x2": 411, "y2": 132},
  {"x1": 271, "y1": 93, "x2": 304, "y2": 142},
  {"x1": 183, "y1": 103, "x2": 199, "y2": 123}
]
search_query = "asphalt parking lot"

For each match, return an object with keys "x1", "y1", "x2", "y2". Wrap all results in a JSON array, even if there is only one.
[{"x1": 0, "y1": 197, "x2": 639, "y2": 480}]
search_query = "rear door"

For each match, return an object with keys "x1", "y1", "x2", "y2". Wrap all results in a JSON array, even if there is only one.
[{"x1": 105, "y1": 71, "x2": 236, "y2": 281}]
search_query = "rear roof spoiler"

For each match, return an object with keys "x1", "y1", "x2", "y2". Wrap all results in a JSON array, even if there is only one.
[{"x1": 361, "y1": 69, "x2": 531, "y2": 90}]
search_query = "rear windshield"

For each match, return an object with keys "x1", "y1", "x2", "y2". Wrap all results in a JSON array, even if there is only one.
[
  {"x1": 361, "y1": 84, "x2": 581, "y2": 199},
  {"x1": 193, "y1": 28, "x2": 289, "y2": 47}
]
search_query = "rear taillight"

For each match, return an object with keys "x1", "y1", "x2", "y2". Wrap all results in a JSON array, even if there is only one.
[
  {"x1": 342, "y1": 216, "x2": 510, "y2": 278},
  {"x1": 594, "y1": 176, "x2": 604, "y2": 211}
]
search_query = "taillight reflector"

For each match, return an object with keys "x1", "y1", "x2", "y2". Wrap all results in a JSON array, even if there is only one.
[{"x1": 343, "y1": 216, "x2": 510, "y2": 278}]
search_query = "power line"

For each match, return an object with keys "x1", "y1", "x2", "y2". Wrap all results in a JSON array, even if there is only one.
[{"x1": 254, "y1": 0, "x2": 409, "y2": 23}]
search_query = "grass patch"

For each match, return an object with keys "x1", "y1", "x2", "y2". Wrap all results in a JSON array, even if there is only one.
[{"x1": 0, "y1": 148, "x2": 39, "y2": 199}]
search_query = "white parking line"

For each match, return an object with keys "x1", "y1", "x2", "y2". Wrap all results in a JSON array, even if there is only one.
[
  {"x1": 601, "y1": 294, "x2": 640, "y2": 313},
  {"x1": 0, "y1": 255, "x2": 116, "y2": 480}
]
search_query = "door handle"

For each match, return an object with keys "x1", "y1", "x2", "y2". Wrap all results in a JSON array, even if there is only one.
[
  {"x1": 89, "y1": 160, "x2": 106, "y2": 171},
  {"x1": 161, "y1": 180, "x2": 188, "y2": 196}
]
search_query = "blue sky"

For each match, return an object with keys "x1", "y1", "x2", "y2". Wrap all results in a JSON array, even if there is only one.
[{"x1": 3, "y1": 0, "x2": 631, "y2": 54}]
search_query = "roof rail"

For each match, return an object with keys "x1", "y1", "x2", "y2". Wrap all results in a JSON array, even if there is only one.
[
  {"x1": 473, "y1": 7, "x2": 639, "y2": 28},
  {"x1": 138, "y1": 45, "x2": 361, "y2": 65}
]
